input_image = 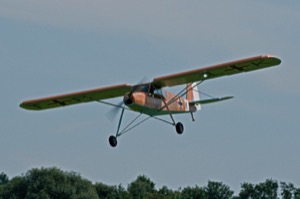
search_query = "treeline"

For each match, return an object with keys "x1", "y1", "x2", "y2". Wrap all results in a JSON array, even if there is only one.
[{"x1": 0, "y1": 167, "x2": 299, "y2": 199}]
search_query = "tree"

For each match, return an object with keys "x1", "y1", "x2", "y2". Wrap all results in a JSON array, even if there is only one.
[
  {"x1": 0, "y1": 176, "x2": 28, "y2": 199},
  {"x1": 157, "y1": 185, "x2": 176, "y2": 199},
  {"x1": 255, "y1": 179, "x2": 278, "y2": 199},
  {"x1": 238, "y1": 179, "x2": 278, "y2": 199},
  {"x1": 2, "y1": 167, "x2": 300, "y2": 199},
  {"x1": 127, "y1": 175, "x2": 156, "y2": 199},
  {"x1": 205, "y1": 181, "x2": 234, "y2": 199},
  {"x1": 95, "y1": 182, "x2": 128, "y2": 199},
  {"x1": 181, "y1": 185, "x2": 206, "y2": 199},
  {"x1": 0, "y1": 167, "x2": 99, "y2": 199},
  {"x1": 238, "y1": 182, "x2": 257, "y2": 199},
  {"x1": 281, "y1": 182, "x2": 295, "y2": 199},
  {"x1": 294, "y1": 188, "x2": 300, "y2": 199},
  {"x1": 0, "y1": 172, "x2": 9, "y2": 185}
]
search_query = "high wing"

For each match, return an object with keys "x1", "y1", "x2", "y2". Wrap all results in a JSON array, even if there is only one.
[
  {"x1": 20, "y1": 84, "x2": 132, "y2": 110},
  {"x1": 152, "y1": 55, "x2": 281, "y2": 87},
  {"x1": 20, "y1": 55, "x2": 281, "y2": 111}
]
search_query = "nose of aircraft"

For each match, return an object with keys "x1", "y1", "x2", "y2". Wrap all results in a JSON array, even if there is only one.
[{"x1": 123, "y1": 93, "x2": 133, "y2": 106}]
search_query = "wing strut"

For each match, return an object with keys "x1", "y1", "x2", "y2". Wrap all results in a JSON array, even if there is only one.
[
  {"x1": 159, "y1": 80, "x2": 204, "y2": 112},
  {"x1": 162, "y1": 98, "x2": 176, "y2": 126},
  {"x1": 157, "y1": 81, "x2": 203, "y2": 122}
]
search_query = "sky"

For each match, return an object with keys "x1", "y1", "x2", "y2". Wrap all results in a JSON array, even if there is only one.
[{"x1": 1, "y1": 0, "x2": 300, "y2": 192}]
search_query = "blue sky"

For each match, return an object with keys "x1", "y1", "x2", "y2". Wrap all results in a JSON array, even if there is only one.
[{"x1": 1, "y1": 0, "x2": 300, "y2": 192}]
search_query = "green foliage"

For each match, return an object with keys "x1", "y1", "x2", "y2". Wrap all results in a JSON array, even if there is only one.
[
  {"x1": 95, "y1": 183, "x2": 128, "y2": 199},
  {"x1": 239, "y1": 182, "x2": 256, "y2": 199},
  {"x1": 181, "y1": 185, "x2": 206, "y2": 199},
  {"x1": 1, "y1": 168, "x2": 300, "y2": 199},
  {"x1": 0, "y1": 172, "x2": 9, "y2": 185},
  {"x1": 238, "y1": 179, "x2": 278, "y2": 199},
  {"x1": 127, "y1": 175, "x2": 156, "y2": 199},
  {"x1": 205, "y1": 181, "x2": 234, "y2": 199},
  {"x1": 280, "y1": 182, "x2": 300, "y2": 199},
  {"x1": 281, "y1": 182, "x2": 295, "y2": 199},
  {"x1": 294, "y1": 188, "x2": 300, "y2": 199},
  {"x1": 0, "y1": 172, "x2": 9, "y2": 196},
  {"x1": 0, "y1": 168, "x2": 99, "y2": 199},
  {"x1": 158, "y1": 185, "x2": 176, "y2": 199},
  {"x1": 0, "y1": 176, "x2": 28, "y2": 199}
]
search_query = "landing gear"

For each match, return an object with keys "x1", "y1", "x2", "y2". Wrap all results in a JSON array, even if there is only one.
[
  {"x1": 175, "y1": 122, "x2": 184, "y2": 134},
  {"x1": 109, "y1": 135, "x2": 118, "y2": 147},
  {"x1": 108, "y1": 107, "x2": 125, "y2": 147},
  {"x1": 107, "y1": 97, "x2": 185, "y2": 147},
  {"x1": 161, "y1": 99, "x2": 184, "y2": 135}
]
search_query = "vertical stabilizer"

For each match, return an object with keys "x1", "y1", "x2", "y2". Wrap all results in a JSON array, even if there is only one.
[{"x1": 186, "y1": 82, "x2": 201, "y2": 112}]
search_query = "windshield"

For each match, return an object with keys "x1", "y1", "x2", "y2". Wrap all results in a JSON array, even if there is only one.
[{"x1": 137, "y1": 84, "x2": 165, "y2": 98}]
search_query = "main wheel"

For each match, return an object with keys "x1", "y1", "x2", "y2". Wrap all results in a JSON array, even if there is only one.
[
  {"x1": 109, "y1": 135, "x2": 117, "y2": 147},
  {"x1": 175, "y1": 122, "x2": 184, "y2": 134}
]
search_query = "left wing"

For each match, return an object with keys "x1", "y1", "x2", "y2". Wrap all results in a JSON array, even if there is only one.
[
  {"x1": 20, "y1": 84, "x2": 132, "y2": 110},
  {"x1": 152, "y1": 55, "x2": 281, "y2": 87}
]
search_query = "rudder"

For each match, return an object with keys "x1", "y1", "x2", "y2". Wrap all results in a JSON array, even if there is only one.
[{"x1": 186, "y1": 82, "x2": 201, "y2": 112}]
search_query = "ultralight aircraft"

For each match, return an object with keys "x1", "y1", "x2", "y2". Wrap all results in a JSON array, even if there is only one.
[{"x1": 20, "y1": 55, "x2": 281, "y2": 147}]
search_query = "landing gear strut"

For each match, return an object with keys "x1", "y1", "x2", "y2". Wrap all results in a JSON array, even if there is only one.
[
  {"x1": 108, "y1": 107, "x2": 125, "y2": 147},
  {"x1": 108, "y1": 98, "x2": 185, "y2": 147},
  {"x1": 162, "y1": 99, "x2": 184, "y2": 135}
]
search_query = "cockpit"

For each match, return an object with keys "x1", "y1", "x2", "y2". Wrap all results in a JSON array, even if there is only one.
[{"x1": 137, "y1": 84, "x2": 165, "y2": 98}]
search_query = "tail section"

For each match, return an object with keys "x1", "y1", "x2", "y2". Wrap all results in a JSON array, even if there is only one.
[{"x1": 186, "y1": 82, "x2": 201, "y2": 112}]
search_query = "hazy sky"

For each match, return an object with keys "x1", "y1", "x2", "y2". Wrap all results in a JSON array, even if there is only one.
[{"x1": 1, "y1": 0, "x2": 299, "y2": 192}]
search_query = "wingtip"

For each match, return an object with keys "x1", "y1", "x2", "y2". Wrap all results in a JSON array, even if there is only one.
[
  {"x1": 19, "y1": 102, "x2": 26, "y2": 109},
  {"x1": 221, "y1": 96, "x2": 234, "y2": 100},
  {"x1": 19, "y1": 101, "x2": 40, "y2": 111},
  {"x1": 265, "y1": 54, "x2": 281, "y2": 60}
]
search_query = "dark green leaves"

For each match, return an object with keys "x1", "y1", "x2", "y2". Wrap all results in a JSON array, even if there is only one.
[{"x1": 1, "y1": 169, "x2": 299, "y2": 199}]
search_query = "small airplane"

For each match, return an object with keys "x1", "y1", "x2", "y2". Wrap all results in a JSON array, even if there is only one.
[{"x1": 20, "y1": 55, "x2": 281, "y2": 147}]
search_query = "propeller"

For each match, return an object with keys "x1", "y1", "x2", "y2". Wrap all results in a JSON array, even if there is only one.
[
  {"x1": 128, "y1": 76, "x2": 149, "y2": 95},
  {"x1": 105, "y1": 76, "x2": 150, "y2": 121},
  {"x1": 105, "y1": 101, "x2": 124, "y2": 121}
]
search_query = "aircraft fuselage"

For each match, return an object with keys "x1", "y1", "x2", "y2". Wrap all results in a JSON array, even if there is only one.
[{"x1": 124, "y1": 91, "x2": 190, "y2": 116}]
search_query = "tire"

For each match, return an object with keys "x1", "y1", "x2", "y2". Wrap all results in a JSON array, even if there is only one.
[
  {"x1": 109, "y1": 135, "x2": 118, "y2": 147},
  {"x1": 175, "y1": 122, "x2": 184, "y2": 134}
]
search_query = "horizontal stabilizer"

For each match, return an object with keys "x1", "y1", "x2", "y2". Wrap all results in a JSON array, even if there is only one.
[{"x1": 189, "y1": 96, "x2": 233, "y2": 105}]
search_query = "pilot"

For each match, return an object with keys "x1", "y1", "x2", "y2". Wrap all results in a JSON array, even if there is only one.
[{"x1": 149, "y1": 85, "x2": 154, "y2": 96}]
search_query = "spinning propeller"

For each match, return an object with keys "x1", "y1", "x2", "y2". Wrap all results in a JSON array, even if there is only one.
[{"x1": 105, "y1": 76, "x2": 149, "y2": 120}]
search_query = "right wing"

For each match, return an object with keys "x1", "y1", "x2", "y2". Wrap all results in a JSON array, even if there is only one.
[
  {"x1": 152, "y1": 55, "x2": 281, "y2": 87},
  {"x1": 20, "y1": 84, "x2": 132, "y2": 110}
]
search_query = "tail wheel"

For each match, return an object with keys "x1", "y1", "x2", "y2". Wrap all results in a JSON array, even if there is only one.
[
  {"x1": 175, "y1": 122, "x2": 184, "y2": 134},
  {"x1": 109, "y1": 135, "x2": 118, "y2": 147}
]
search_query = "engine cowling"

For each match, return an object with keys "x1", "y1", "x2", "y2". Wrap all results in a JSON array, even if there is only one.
[{"x1": 123, "y1": 94, "x2": 133, "y2": 106}]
